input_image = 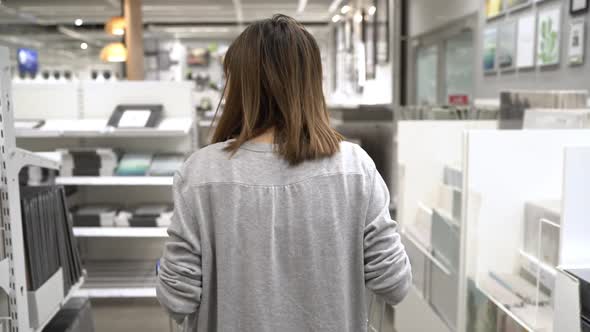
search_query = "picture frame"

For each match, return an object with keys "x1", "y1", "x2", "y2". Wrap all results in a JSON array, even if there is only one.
[
  {"x1": 376, "y1": 0, "x2": 389, "y2": 64},
  {"x1": 498, "y1": 21, "x2": 517, "y2": 71},
  {"x1": 537, "y1": 7, "x2": 561, "y2": 67},
  {"x1": 568, "y1": 21, "x2": 586, "y2": 65},
  {"x1": 486, "y1": 0, "x2": 505, "y2": 20},
  {"x1": 571, "y1": 0, "x2": 589, "y2": 15},
  {"x1": 483, "y1": 26, "x2": 498, "y2": 73},
  {"x1": 516, "y1": 14, "x2": 536, "y2": 69}
]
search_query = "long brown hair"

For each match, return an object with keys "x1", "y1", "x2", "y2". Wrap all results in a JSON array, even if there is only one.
[{"x1": 211, "y1": 14, "x2": 343, "y2": 165}]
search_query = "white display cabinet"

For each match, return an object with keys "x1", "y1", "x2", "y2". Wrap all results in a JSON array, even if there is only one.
[
  {"x1": 461, "y1": 130, "x2": 590, "y2": 332},
  {"x1": 552, "y1": 146, "x2": 590, "y2": 332},
  {"x1": 395, "y1": 120, "x2": 496, "y2": 332},
  {"x1": 0, "y1": 47, "x2": 84, "y2": 332}
]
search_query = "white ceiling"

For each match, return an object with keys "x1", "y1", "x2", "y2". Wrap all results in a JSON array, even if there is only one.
[
  {"x1": 0, "y1": 0, "x2": 337, "y2": 66},
  {"x1": 1, "y1": 0, "x2": 336, "y2": 24}
]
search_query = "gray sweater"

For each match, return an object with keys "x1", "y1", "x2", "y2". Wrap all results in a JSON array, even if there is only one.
[{"x1": 157, "y1": 140, "x2": 411, "y2": 331}]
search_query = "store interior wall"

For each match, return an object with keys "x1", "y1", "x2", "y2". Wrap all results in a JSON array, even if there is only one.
[
  {"x1": 408, "y1": 0, "x2": 479, "y2": 37},
  {"x1": 475, "y1": 0, "x2": 590, "y2": 100}
]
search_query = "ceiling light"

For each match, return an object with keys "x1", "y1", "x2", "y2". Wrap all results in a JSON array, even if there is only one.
[
  {"x1": 332, "y1": 14, "x2": 342, "y2": 23},
  {"x1": 297, "y1": 0, "x2": 308, "y2": 13},
  {"x1": 74, "y1": 18, "x2": 83, "y2": 26},
  {"x1": 80, "y1": 42, "x2": 88, "y2": 50},
  {"x1": 341, "y1": 5, "x2": 351, "y2": 14},
  {"x1": 105, "y1": 16, "x2": 126, "y2": 36},
  {"x1": 100, "y1": 42, "x2": 127, "y2": 62},
  {"x1": 354, "y1": 12, "x2": 363, "y2": 23},
  {"x1": 368, "y1": 6, "x2": 376, "y2": 16}
]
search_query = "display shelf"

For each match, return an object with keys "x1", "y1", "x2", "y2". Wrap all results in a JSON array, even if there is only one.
[
  {"x1": 75, "y1": 287, "x2": 156, "y2": 299},
  {"x1": 56, "y1": 176, "x2": 173, "y2": 186},
  {"x1": 16, "y1": 118, "x2": 193, "y2": 138},
  {"x1": 462, "y1": 130, "x2": 590, "y2": 332},
  {"x1": 78, "y1": 260, "x2": 157, "y2": 299},
  {"x1": 0, "y1": 258, "x2": 9, "y2": 294},
  {"x1": 73, "y1": 227, "x2": 168, "y2": 238}
]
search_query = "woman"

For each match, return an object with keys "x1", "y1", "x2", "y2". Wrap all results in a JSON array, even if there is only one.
[{"x1": 157, "y1": 14, "x2": 411, "y2": 332}]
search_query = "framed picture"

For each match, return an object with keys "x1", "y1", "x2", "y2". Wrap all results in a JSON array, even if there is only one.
[
  {"x1": 537, "y1": 7, "x2": 561, "y2": 66},
  {"x1": 516, "y1": 14, "x2": 536, "y2": 68},
  {"x1": 571, "y1": 0, "x2": 589, "y2": 14},
  {"x1": 498, "y1": 21, "x2": 517, "y2": 70},
  {"x1": 505, "y1": 0, "x2": 532, "y2": 12},
  {"x1": 568, "y1": 21, "x2": 585, "y2": 65},
  {"x1": 483, "y1": 26, "x2": 498, "y2": 72},
  {"x1": 486, "y1": 0, "x2": 504, "y2": 19},
  {"x1": 376, "y1": 0, "x2": 389, "y2": 64}
]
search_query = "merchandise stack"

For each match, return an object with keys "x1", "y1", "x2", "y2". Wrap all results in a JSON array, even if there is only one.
[
  {"x1": 57, "y1": 149, "x2": 119, "y2": 176},
  {"x1": 71, "y1": 204, "x2": 173, "y2": 228},
  {"x1": 20, "y1": 185, "x2": 83, "y2": 295},
  {"x1": 499, "y1": 90, "x2": 588, "y2": 129}
]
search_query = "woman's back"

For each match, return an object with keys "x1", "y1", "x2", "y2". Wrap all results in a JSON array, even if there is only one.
[{"x1": 158, "y1": 140, "x2": 411, "y2": 331}]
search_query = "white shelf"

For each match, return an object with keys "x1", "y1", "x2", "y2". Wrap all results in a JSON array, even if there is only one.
[
  {"x1": 16, "y1": 118, "x2": 193, "y2": 138},
  {"x1": 56, "y1": 176, "x2": 173, "y2": 186},
  {"x1": 75, "y1": 287, "x2": 156, "y2": 299},
  {"x1": 73, "y1": 227, "x2": 168, "y2": 238}
]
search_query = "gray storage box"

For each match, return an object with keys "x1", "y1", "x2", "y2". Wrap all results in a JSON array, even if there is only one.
[{"x1": 431, "y1": 209, "x2": 460, "y2": 272}]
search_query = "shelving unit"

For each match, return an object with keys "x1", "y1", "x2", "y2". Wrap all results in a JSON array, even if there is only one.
[
  {"x1": 73, "y1": 227, "x2": 167, "y2": 238},
  {"x1": 0, "y1": 47, "x2": 83, "y2": 332},
  {"x1": 56, "y1": 176, "x2": 173, "y2": 186},
  {"x1": 13, "y1": 67, "x2": 195, "y2": 331},
  {"x1": 16, "y1": 117, "x2": 193, "y2": 138},
  {"x1": 461, "y1": 130, "x2": 590, "y2": 332},
  {"x1": 395, "y1": 120, "x2": 496, "y2": 332}
]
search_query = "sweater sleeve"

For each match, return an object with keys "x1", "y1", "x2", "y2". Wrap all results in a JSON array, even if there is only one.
[
  {"x1": 157, "y1": 172, "x2": 203, "y2": 324},
  {"x1": 363, "y1": 168, "x2": 412, "y2": 305}
]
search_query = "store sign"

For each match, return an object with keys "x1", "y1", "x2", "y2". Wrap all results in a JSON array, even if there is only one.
[{"x1": 448, "y1": 95, "x2": 469, "y2": 105}]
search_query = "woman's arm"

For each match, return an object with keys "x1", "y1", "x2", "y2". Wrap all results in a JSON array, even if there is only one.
[
  {"x1": 363, "y1": 168, "x2": 412, "y2": 305},
  {"x1": 157, "y1": 172, "x2": 203, "y2": 324}
]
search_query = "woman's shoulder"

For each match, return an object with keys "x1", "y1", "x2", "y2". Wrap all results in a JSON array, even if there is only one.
[{"x1": 330, "y1": 140, "x2": 377, "y2": 175}]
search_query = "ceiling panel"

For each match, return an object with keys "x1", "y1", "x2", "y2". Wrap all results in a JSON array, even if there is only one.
[{"x1": 1, "y1": 0, "x2": 334, "y2": 24}]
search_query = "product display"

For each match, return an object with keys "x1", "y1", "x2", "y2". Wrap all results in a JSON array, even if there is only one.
[
  {"x1": 115, "y1": 153, "x2": 153, "y2": 176},
  {"x1": 20, "y1": 185, "x2": 83, "y2": 293},
  {"x1": 499, "y1": 90, "x2": 588, "y2": 129},
  {"x1": 115, "y1": 204, "x2": 173, "y2": 227},
  {"x1": 147, "y1": 154, "x2": 185, "y2": 176},
  {"x1": 107, "y1": 104, "x2": 163, "y2": 128},
  {"x1": 523, "y1": 108, "x2": 590, "y2": 128},
  {"x1": 57, "y1": 148, "x2": 119, "y2": 177},
  {"x1": 71, "y1": 205, "x2": 119, "y2": 227}
]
